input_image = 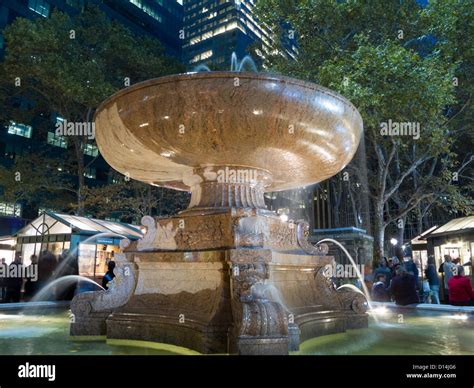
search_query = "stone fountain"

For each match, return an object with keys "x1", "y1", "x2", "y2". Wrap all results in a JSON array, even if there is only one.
[{"x1": 70, "y1": 71, "x2": 368, "y2": 354}]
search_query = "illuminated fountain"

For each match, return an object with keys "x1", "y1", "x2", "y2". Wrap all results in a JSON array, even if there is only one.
[{"x1": 70, "y1": 71, "x2": 367, "y2": 354}]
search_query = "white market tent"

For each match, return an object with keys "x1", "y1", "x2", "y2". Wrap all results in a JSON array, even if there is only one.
[
  {"x1": 13, "y1": 212, "x2": 143, "y2": 269},
  {"x1": 16, "y1": 212, "x2": 143, "y2": 239},
  {"x1": 426, "y1": 216, "x2": 474, "y2": 237}
]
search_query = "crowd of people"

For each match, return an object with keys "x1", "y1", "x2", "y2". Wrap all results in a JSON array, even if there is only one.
[
  {"x1": 0, "y1": 250, "x2": 77, "y2": 303},
  {"x1": 2, "y1": 248, "x2": 471, "y2": 308},
  {"x1": 371, "y1": 255, "x2": 474, "y2": 306}
]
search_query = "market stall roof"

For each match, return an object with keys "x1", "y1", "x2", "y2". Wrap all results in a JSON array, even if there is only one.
[
  {"x1": 15, "y1": 212, "x2": 143, "y2": 240},
  {"x1": 0, "y1": 235, "x2": 15, "y2": 250},
  {"x1": 410, "y1": 225, "x2": 439, "y2": 246},
  {"x1": 426, "y1": 216, "x2": 474, "y2": 238}
]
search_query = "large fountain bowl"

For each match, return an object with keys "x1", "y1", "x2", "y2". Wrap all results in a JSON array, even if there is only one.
[{"x1": 94, "y1": 72, "x2": 363, "y2": 191}]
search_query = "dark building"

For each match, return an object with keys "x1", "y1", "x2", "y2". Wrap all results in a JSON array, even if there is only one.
[
  {"x1": 182, "y1": 0, "x2": 296, "y2": 69},
  {"x1": 0, "y1": 0, "x2": 183, "y2": 58},
  {"x1": 0, "y1": 0, "x2": 183, "y2": 235},
  {"x1": 99, "y1": 0, "x2": 184, "y2": 58}
]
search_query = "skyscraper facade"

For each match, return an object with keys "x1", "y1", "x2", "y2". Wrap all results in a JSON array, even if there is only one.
[{"x1": 182, "y1": 0, "x2": 285, "y2": 69}]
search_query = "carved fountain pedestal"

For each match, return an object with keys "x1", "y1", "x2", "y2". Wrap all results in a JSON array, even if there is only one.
[{"x1": 70, "y1": 72, "x2": 368, "y2": 354}]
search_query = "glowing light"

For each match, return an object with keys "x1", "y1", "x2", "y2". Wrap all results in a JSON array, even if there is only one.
[
  {"x1": 139, "y1": 122, "x2": 149, "y2": 127},
  {"x1": 279, "y1": 214, "x2": 289, "y2": 222},
  {"x1": 447, "y1": 314, "x2": 469, "y2": 320},
  {"x1": 390, "y1": 238, "x2": 398, "y2": 246},
  {"x1": 369, "y1": 306, "x2": 389, "y2": 316}
]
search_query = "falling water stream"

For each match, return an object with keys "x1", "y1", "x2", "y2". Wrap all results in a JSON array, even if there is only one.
[
  {"x1": 313, "y1": 238, "x2": 382, "y2": 324},
  {"x1": 20, "y1": 231, "x2": 131, "y2": 311},
  {"x1": 28, "y1": 275, "x2": 104, "y2": 304},
  {"x1": 52, "y1": 232, "x2": 128, "y2": 277},
  {"x1": 192, "y1": 52, "x2": 258, "y2": 73}
]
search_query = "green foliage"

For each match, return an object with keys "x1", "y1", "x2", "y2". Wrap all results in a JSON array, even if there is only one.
[
  {"x1": 82, "y1": 178, "x2": 190, "y2": 222},
  {"x1": 0, "y1": 6, "x2": 184, "y2": 217},
  {"x1": 0, "y1": 151, "x2": 76, "y2": 210},
  {"x1": 1, "y1": 7, "x2": 182, "y2": 119},
  {"x1": 255, "y1": 0, "x2": 473, "y2": 261}
]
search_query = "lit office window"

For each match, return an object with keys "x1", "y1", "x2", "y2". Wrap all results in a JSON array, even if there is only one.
[
  {"x1": 7, "y1": 121, "x2": 33, "y2": 139},
  {"x1": 200, "y1": 50, "x2": 213, "y2": 60},
  {"x1": 0, "y1": 202, "x2": 22, "y2": 217},
  {"x1": 129, "y1": 0, "x2": 163, "y2": 23},
  {"x1": 190, "y1": 36, "x2": 201, "y2": 45},
  {"x1": 84, "y1": 167, "x2": 96, "y2": 179},
  {"x1": 202, "y1": 30, "x2": 213, "y2": 40},
  {"x1": 28, "y1": 0, "x2": 51, "y2": 17},
  {"x1": 47, "y1": 132, "x2": 67, "y2": 148},
  {"x1": 190, "y1": 50, "x2": 213, "y2": 63},
  {"x1": 188, "y1": 21, "x2": 239, "y2": 51},
  {"x1": 83, "y1": 143, "x2": 99, "y2": 157}
]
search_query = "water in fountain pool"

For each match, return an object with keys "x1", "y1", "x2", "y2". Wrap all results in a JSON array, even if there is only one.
[
  {"x1": 297, "y1": 310, "x2": 474, "y2": 355},
  {"x1": 0, "y1": 308, "x2": 471, "y2": 355},
  {"x1": 0, "y1": 310, "x2": 192, "y2": 355}
]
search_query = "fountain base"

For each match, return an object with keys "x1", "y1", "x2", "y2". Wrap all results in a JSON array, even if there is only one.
[{"x1": 70, "y1": 209, "x2": 368, "y2": 354}]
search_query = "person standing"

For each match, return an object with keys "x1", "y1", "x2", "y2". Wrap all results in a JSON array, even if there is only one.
[
  {"x1": 372, "y1": 274, "x2": 390, "y2": 302},
  {"x1": 0, "y1": 258, "x2": 6, "y2": 301},
  {"x1": 425, "y1": 255, "x2": 440, "y2": 304},
  {"x1": 102, "y1": 261, "x2": 116, "y2": 290},
  {"x1": 5, "y1": 255, "x2": 23, "y2": 303},
  {"x1": 390, "y1": 257, "x2": 401, "y2": 279},
  {"x1": 35, "y1": 251, "x2": 58, "y2": 300},
  {"x1": 24, "y1": 255, "x2": 39, "y2": 300},
  {"x1": 443, "y1": 255, "x2": 455, "y2": 303},
  {"x1": 373, "y1": 257, "x2": 392, "y2": 287},
  {"x1": 448, "y1": 265, "x2": 474, "y2": 306},
  {"x1": 404, "y1": 257, "x2": 419, "y2": 285},
  {"x1": 390, "y1": 266, "x2": 420, "y2": 306}
]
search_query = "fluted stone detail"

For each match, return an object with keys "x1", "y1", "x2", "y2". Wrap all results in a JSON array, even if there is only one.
[{"x1": 186, "y1": 165, "x2": 272, "y2": 210}]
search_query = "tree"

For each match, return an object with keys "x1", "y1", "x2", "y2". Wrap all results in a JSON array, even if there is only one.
[
  {"x1": 82, "y1": 177, "x2": 190, "y2": 223},
  {"x1": 415, "y1": 0, "x2": 474, "y2": 228},
  {"x1": 255, "y1": 0, "x2": 473, "y2": 265},
  {"x1": 0, "y1": 150, "x2": 76, "y2": 212},
  {"x1": 0, "y1": 6, "x2": 183, "y2": 215}
]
